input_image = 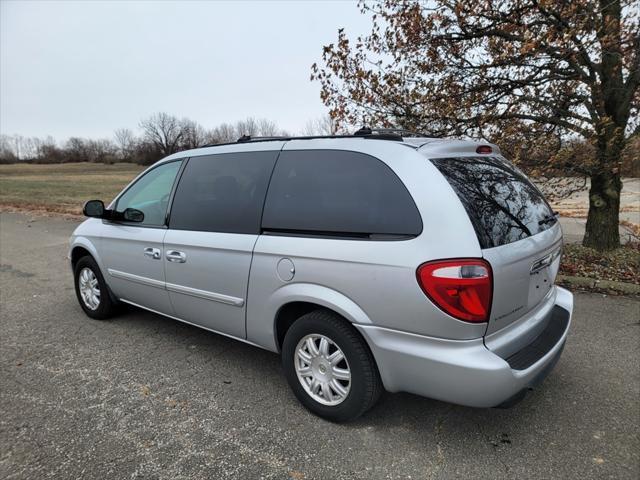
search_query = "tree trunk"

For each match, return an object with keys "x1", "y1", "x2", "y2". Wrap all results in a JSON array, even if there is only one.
[
  {"x1": 583, "y1": 0, "x2": 629, "y2": 251},
  {"x1": 583, "y1": 166, "x2": 622, "y2": 251}
]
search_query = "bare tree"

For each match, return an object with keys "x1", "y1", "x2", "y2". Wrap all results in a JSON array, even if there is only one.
[
  {"x1": 235, "y1": 117, "x2": 287, "y2": 137},
  {"x1": 256, "y1": 118, "x2": 281, "y2": 136},
  {"x1": 114, "y1": 128, "x2": 135, "y2": 161},
  {"x1": 302, "y1": 115, "x2": 339, "y2": 135},
  {"x1": 65, "y1": 137, "x2": 87, "y2": 162},
  {"x1": 0, "y1": 135, "x2": 17, "y2": 163},
  {"x1": 235, "y1": 117, "x2": 259, "y2": 137},
  {"x1": 6, "y1": 135, "x2": 38, "y2": 160},
  {"x1": 180, "y1": 119, "x2": 207, "y2": 149},
  {"x1": 139, "y1": 112, "x2": 185, "y2": 156},
  {"x1": 64, "y1": 137, "x2": 117, "y2": 163},
  {"x1": 206, "y1": 123, "x2": 237, "y2": 144},
  {"x1": 204, "y1": 118, "x2": 287, "y2": 144}
]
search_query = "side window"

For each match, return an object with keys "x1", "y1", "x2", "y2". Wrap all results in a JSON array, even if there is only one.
[
  {"x1": 115, "y1": 160, "x2": 182, "y2": 227},
  {"x1": 169, "y1": 151, "x2": 278, "y2": 234},
  {"x1": 262, "y1": 150, "x2": 422, "y2": 237}
]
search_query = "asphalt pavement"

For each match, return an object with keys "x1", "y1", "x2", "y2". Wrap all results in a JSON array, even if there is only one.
[{"x1": 1, "y1": 212, "x2": 638, "y2": 479}]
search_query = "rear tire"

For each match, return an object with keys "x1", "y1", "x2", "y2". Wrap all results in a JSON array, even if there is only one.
[
  {"x1": 73, "y1": 256, "x2": 118, "y2": 320},
  {"x1": 282, "y1": 309, "x2": 382, "y2": 422}
]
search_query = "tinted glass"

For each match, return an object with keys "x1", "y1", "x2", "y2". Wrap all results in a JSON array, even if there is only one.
[
  {"x1": 116, "y1": 160, "x2": 182, "y2": 226},
  {"x1": 169, "y1": 152, "x2": 278, "y2": 234},
  {"x1": 430, "y1": 156, "x2": 555, "y2": 248},
  {"x1": 262, "y1": 150, "x2": 422, "y2": 237}
]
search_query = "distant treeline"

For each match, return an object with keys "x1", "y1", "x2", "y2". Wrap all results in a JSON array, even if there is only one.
[
  {"x1": 1, "y1": 113, "x2": 636, "y2": 177},
  {"x1": 0, "y1": 113, "x2": 336, "y2": 166}
]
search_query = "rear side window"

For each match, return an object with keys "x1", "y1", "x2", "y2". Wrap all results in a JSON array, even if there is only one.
[
  {"x1": 262, "y1": 150, "x2": 422, "y2": 238},
  {"x1": 430, "y1": 156, "x2": 555, "y2": 248},
  {"x1": 169, "y1": 151, "x2": 278, "y2": 234}
]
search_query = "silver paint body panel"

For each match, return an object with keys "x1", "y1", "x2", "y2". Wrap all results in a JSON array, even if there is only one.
[
  {"x1": 99, "y1": 223, "x2": 173, "y2": 315},
  {"x1": 482, "y1": 225, "x2": 563, "y2": 336},
  {"x1": 69, "y1": 137, "x2": 573, "y2": 408},
  {"x1": 164, "y1": 229, "x2": 254, "y2": 338},
  {"x1": 357, "y1": 286, "x2": 572, "y2": 407}
]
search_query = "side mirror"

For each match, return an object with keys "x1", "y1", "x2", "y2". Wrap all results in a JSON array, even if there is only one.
[
  {"x1": 83, "y1": 200, "x2": 105, "y2": 218},
  {"x1": 123, "y1": 208, "x2": 144, "y2": 223}
]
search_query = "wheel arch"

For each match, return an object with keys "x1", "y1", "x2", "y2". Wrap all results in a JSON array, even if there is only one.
[
  {"x1": 70, "y1": 245, "x2": 92, "y2": 268},
  {"x1": 69, "y1": 237, "x2": 109, "y2": 283},
  {"x1": 267, "y1": 283, "x2": 374, "y2": 352},
  {"x1": 71, "y1": 238, "x2": 120, "y2": 305},
  {"x1": 275, "y1": 301, "x2": 324, "y2": 351}
]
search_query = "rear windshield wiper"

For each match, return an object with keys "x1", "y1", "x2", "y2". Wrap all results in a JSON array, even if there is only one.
[{"x1": 538, "y1": 211, "x2": 559, "y2": 226}]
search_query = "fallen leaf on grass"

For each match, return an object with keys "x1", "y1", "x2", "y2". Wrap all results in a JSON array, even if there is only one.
[{"x1": 560, "y1": 244, "x2": 639, "y2": 285}]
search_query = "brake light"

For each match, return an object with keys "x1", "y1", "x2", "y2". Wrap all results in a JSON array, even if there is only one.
[
  {"x1": 416, "y1": 259, "x2": 492, "y2": 323},
  {"x1": 476, "y1": 145, "x2": 492, "y2": 154}
]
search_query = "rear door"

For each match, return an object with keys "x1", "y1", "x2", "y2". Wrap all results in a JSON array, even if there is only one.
[
  {"x1": 430, "y1": 155, "x2": 562, "y2": 334},
  {"x1": 164, "y1": 150, "x2": 279, "y2": 338}
]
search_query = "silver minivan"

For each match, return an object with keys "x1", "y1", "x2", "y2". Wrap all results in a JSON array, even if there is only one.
[{"x1": 70, "y1": 130, "x2": 573, "y2": 421}]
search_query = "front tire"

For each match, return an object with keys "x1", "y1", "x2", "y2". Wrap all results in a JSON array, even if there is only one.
[
  {"x1": 282, "y1": 310, "x2": 382, "y2": 422},
  {"x1": 74, "y1": 256, "x2": 118, "y2": 320}
]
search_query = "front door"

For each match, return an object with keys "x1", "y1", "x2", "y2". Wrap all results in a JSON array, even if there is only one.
[
  {"x1": 100, "y1": 159, "x2": 183, "y2": 314},
  {"x1": 163, "y1": 150, "x2": 280, "y2": 338}
]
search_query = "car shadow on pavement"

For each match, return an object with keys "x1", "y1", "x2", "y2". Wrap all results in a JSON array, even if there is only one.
[{"x1": 113, "y1": 303, "x2": 551, "y2": 434}]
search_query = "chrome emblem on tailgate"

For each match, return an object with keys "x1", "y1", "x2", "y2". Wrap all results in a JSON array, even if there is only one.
[{"x1": 531, "y1": 248, "x2": 561, "y2": 274}]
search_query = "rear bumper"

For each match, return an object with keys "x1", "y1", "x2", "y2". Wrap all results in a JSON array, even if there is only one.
[{"x1": 356, "y1": 286, "x2": 573, "y2": 408}]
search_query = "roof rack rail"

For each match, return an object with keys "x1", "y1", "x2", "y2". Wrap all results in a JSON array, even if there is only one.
[
  {"x1": 198, "y1": 127, "x2": 435, "y2": 149},
  {"x1": 354, "y1": 127, "x2": 373, "y2": 136},
  {"x1": 368, "y1": 128, "x2": 427, "y2": 137},
  {"x1": 237, "y1": 135, "x2": 288, "y2": 143}
]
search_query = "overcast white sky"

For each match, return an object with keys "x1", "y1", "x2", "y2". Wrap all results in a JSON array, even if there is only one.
[{"x1": 1, "y1": 0, "x2": 370, "y2": 139}]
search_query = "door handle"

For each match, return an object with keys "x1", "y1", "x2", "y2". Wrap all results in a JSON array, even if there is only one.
[
  {"x1": 143, "y1": 247, "x2": 161, "y2": 260},
  {"x1": 166, "y1": 250, "x2": 187, "y2": 263}
]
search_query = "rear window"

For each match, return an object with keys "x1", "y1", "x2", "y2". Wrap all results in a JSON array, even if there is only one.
[
  {"x1": 430, "y1": 156, "x2": 555, "y2": 248},
  {"x1": 169, "y1": 152, "x2": 278, "y2": 234},
  {"x1": 262, "y1": 150, "x2": 422, "y2": 238}
]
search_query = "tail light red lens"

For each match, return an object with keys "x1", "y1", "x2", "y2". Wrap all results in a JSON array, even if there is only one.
[
  {"x1": 476, "y1": 145, "x2": 492, "y2": 154},
  {"x1": 416, "y1": 259, "x2": 492, "y2": 323}
]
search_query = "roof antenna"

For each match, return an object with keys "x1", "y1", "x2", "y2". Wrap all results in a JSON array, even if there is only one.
[{"x1": 237, "y1": 134, "x2": 251, "y2": 143}]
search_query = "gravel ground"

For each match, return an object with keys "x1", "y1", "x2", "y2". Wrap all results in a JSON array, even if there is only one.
[{"x1": 1, "y1": 212, "x2": 639, "y2": 479}]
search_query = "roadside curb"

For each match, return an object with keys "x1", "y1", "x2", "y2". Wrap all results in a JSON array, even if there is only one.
[{"x1": 557, "y1": 274, "x2": 640, "y2": 296}]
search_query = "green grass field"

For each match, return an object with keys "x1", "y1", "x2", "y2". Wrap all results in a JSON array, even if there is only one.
[{"x1": 0, "y1": 162, "x2": 144, "y2": 215}]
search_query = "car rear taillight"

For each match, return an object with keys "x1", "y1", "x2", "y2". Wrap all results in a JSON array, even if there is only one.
[
  {"x1": 476, "y1": 145, "x2": 492, "y2": 154},
  {"x1": 417, "y1": 259, "x2": 492, "y2": 323}
]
